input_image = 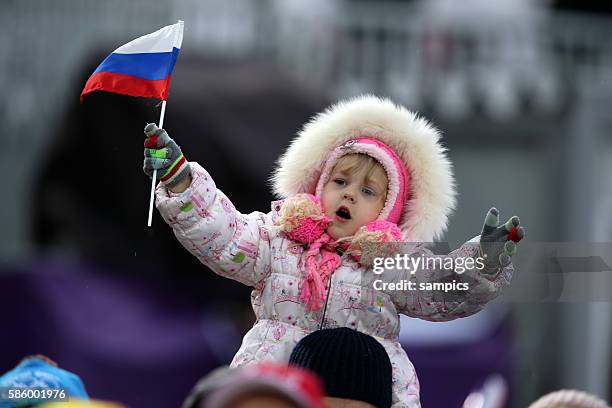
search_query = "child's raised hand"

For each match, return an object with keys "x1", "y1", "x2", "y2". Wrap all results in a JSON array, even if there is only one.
[
  {"x1": 143, "y1": 123, "x2": 191, "y2": 190},
  {"x1": 479, "y1": 207, "x2": 525, "y2": 271}
]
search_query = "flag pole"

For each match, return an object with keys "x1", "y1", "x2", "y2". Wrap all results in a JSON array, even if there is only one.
[
  {"x1": 147, "y1": 100, "x2": 167, "y2": 227},
  {"x1": 146, "y1": 19, "x2": 182, "y2": 227}
]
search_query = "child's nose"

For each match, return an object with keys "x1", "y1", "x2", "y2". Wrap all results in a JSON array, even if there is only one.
[{"x1": 343, "y1": 191, "x2": 356, "y2": 203}]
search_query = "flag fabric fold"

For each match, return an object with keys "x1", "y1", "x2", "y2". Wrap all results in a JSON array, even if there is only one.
[{"x1": 80, "y1": 21, "x2": 184, "y2": 102}]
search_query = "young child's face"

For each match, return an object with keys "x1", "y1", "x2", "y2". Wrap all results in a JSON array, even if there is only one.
[{"x1": 321, "y1": 155, "x2": 388, "y2": 240}]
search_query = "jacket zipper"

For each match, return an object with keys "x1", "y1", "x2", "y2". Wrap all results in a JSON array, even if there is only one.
[
  {"x1": 319, "y1": 250, "x2": 345, "y2": 330},
  {"x1": 319, "y1": 272, "x2": 334, "y2": 330}
]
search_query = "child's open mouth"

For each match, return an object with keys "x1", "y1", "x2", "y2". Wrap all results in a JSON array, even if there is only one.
[{"x1": 335, "y1": 206, "x2": 352, "y2": 221}]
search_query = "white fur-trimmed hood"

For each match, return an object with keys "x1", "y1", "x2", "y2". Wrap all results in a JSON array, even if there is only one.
[{"x1": 271, "y1": 95, "x2": 456, "y2": 242}]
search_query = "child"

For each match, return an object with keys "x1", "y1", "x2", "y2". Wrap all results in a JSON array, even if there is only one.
[{"x1": 143, "y1": 95, "x2": 524, "y2": 407}]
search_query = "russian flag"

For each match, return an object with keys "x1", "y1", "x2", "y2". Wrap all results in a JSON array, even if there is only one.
[{"x1": 80, "y1": 21, "x2": 184, "y2": 102}]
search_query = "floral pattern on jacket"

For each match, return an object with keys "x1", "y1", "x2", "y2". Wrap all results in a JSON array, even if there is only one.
[{"x1": 156, "y1": 163, "x2": 513, "y2": 408}]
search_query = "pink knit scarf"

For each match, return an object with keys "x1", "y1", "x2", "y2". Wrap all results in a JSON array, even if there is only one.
[{"x1": 299, "y1": 233, "x2": 345, "y2": 312}]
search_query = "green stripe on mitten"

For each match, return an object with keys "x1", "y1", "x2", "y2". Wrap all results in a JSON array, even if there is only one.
[{"x1": 142, "y1": 123, "x2": 191, "y2": 189}]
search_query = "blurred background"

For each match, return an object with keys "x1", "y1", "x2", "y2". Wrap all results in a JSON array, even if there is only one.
[{"x1": 1, "y1": 0, "x2": 612, "y2": 407}]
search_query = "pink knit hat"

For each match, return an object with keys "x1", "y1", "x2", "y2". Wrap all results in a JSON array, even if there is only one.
[{"x1": 314, "y1": 137, "x2": 410, "y2": 225}]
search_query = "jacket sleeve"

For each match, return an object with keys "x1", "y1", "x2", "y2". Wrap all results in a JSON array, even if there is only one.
[
  {"x1": 386, "y1": 236, "x2": 513, "y2": 322},
  {"x1": 155, "y1": 162, "x2": 274, "y2": 287}
]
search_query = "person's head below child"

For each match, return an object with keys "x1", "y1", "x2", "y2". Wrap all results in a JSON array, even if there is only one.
[
  {"x1": 527, "y1": 389, "x2": 610, "y2": 408},
  {"x1": 0, "y1": 354, "x2": 126, "y2": 407},
  {"x1": 289, "y1": 327, "x2": 393, "y2": 408},
  {"x1": 182, "y1": 362, "x2": 326, "y2": 408}
]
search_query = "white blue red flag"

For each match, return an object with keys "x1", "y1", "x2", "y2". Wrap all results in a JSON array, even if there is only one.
[{"x1": 80, "y1": 21, "x2": 184, "y2": 102}]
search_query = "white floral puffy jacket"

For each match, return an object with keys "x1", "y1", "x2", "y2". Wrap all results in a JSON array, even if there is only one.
[{"x1": 156, "y1": 163, "x2": 513, "y2": 407}]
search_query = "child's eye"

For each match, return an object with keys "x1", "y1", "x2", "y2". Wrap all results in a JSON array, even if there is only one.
[
  {"x1": 362, "y1": 187, "x2": 375, "y2": 196},
  {"x1": 333, "y1": 178, "x2": 346, "y2": 186}
]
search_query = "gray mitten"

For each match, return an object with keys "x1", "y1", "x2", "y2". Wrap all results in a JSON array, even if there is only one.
[
  {"x1": 480, "y1": 207, "x2": 525, "y2": 273},
  {"x1": 143, "y1": 123, "x2": 190, "y2": 189}
]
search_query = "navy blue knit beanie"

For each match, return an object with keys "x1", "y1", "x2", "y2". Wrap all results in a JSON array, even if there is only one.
[{"x1": 288, "y1": 328, "x2": 393, "y2": 408}]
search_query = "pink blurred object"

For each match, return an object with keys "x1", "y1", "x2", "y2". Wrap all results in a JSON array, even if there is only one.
[
  {"x1": 208, "y1": 362, "x2": 326, "y2": 408},
  {"x1": 462, "y1": 374, "x2": 508, "y2": 408}
]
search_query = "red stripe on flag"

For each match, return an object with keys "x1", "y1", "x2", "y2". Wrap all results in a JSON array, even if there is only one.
[{"x1": 80, "y1": 71, "x2": 172, "y2": 102}]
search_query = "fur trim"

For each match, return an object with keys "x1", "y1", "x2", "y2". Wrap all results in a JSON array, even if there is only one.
[{"x1": 271, "y1": 95, "x2": 456, "y2": 242}]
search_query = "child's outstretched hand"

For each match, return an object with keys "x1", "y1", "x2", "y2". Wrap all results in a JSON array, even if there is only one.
[
  {"x1": 479, "y1": 207, "x2": 525, "y2": 272},
  {"x1": 143, "y1": 123, "x2": 191, "y2": 192}
]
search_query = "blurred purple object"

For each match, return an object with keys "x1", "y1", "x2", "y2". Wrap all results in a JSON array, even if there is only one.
[
  {"x1": 403, "y1": 320, "x2": 513, "y2": 408},
  {"x1": 0, "y1": 259, "x2": 238, "y2": 408}
]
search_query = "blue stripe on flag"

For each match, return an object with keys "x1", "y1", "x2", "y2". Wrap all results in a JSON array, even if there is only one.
[{"x1": 94, "y1": 47, "x2": 180, "y2": 81}]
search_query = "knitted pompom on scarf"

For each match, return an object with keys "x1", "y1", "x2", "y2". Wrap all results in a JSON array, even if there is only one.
[
  {"x1": 275, "y1": 194, "x2": 330, "y2": 245},
  {"x1": 347, "y1": 220, "x2": 402, "y2": 265}
]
